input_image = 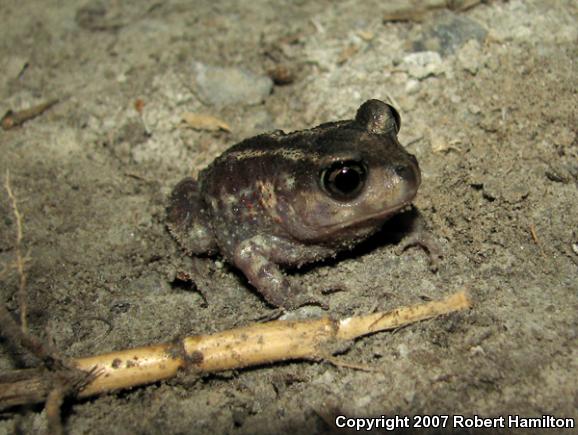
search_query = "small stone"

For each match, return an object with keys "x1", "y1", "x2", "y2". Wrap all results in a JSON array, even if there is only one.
[
  {"x1": 279, "y1": 305, "x2": 325, "y2": 320},
  {"x1": 450, "y1": 94, "x2": 461, "y2": 104},
  {"x1": 401, "y1": 51, "x2": 444, "y2": 79},
  {"x1": 470, "y1": 345, "x2": 485, "y2": 356},
  {"x1": 468, "y1": 103, "x2": 481, "y2": 115},
  {"x1": 192, "y1": 62, "x2": 273, "y2": 107},
  {"x1": 431, "y1": 133, "x2": 453, "y2": 153},
  {"x1": 457, "y1": 40, "x2": 482, "y2": 74},
  {"x1": 397, "y1": 343, "x2": 409, "y2": 358},
  {"x1": 412, "y1": 10, "x2": 487, "y2": 56},
  {"x1": 404, "y1": 79, "x2": 421, "y2": 94}
]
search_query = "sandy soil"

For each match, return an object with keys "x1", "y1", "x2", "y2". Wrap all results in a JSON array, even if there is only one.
[{"x1": 0, "y1": 0, "x2": 576, "y2": 433}]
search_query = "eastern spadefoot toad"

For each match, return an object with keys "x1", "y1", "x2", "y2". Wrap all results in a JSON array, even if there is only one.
[{"x1": 167, "y1": 99, "x2": 421, "y2": 309}]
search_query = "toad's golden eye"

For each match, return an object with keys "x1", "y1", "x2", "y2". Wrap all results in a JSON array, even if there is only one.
[{"x1": 320, "y1": 160, "x2": 367, "y2": 201}]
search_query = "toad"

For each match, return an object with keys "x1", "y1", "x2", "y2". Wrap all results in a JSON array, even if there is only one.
[{"x1": 167, "y1": 99, "x2": 422, "y2": 309}]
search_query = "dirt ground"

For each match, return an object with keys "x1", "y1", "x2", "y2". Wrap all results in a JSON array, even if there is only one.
[{"x1": 0, "y1": 0, "x2": 576, "y2": 433}]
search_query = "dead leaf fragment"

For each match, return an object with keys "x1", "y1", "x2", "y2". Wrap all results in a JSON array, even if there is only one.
[
  {"x1": 356, "y1": 30, "x2": 374, "y2": 41},
  {"x1": 337, "y1": 44, "x2": 360, "y2": 65},
  {"x1": 134, "y1": 99, "x2": 145, "y2": 114},
  {"x1": 181, "y1": 113, "x2": 231, "y2": 132}
]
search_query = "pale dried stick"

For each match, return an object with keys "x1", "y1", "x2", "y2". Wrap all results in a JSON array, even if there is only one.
[{"x1": 0, "y1": 290, "x2": 470, "y2": 408}]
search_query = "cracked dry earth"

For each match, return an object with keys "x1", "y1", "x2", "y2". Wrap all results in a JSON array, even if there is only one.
[{"x1": 0, "y1": 0, "x2": 576, "y2": 434}]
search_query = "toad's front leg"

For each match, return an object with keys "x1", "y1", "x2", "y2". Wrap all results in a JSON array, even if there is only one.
[{"x1": 233, "y1": 236, "x2": 328, "y2": 310}]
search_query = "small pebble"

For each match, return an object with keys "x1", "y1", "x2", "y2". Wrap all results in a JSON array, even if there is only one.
[
  {"x1": 470, "y1": 345, "x2": 485, "y2": 356},
  {"x1": 468, "y1": 103, "x2": 481, "y2": 114},
  {"x1": 404, "y1": 79, "x2": 421, "y2": 94},
  {"x1": 192, "y1": 62, "x2": 273, "y2": 107},
  {"x1": 431, "y1": 133, "x2": 449, "y2": 153},
  {"x1": 412, "y1": 10, "x2": 488, "y2": 56},
  {"x1": 401, "y1": 51, "x2": 444, "y2": 79},
  {"x1": 457, "y1": 40, "x2": 482, "y2": 74}
]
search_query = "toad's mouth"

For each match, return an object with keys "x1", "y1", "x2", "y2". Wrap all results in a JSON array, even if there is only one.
[{"x1": 317, "y1": 200, "x2": 414, "y2": 234}]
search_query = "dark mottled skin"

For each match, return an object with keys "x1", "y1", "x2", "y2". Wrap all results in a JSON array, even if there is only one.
[{"x1": 167, "y1": 100, "x2": 421, "y2": 309}]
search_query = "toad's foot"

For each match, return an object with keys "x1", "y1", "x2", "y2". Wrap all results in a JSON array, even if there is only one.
[{"x1": 395, "y1": 223, "x2": 442, "y2": 272}]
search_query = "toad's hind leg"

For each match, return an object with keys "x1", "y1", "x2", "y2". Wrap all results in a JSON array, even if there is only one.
[{"x1": 166, "y1": 177, "x2": 217, "y2": 255}]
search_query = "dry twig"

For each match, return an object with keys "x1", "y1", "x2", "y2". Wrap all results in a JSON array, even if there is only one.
[
  {"x1": 1, "y1": 99, "x2": 59, "y2": 130},
  {"x1": 4, "y1": 170, "x2": 28, "y2": 331},
  {"x1": 0, "y1": 290, "x2": 470, "y2": 409}
]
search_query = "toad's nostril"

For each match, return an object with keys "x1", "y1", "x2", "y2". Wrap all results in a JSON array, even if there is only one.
[{"x1": 394, "y1": 164, "x2": 416, "y2": 183}]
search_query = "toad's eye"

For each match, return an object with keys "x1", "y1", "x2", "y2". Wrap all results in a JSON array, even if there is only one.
[{"x1": 320, "y1": 160, "x2": 367, "y2": 201}]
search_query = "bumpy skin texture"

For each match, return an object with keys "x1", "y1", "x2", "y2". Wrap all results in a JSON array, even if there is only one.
[{"x1": 167, "y1": 100, "x2": 421, "y2": 309}]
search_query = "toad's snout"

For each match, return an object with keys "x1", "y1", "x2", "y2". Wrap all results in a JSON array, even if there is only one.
[{"x1": 385, "y1": 156, "x2": 421, "y2": 203}]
